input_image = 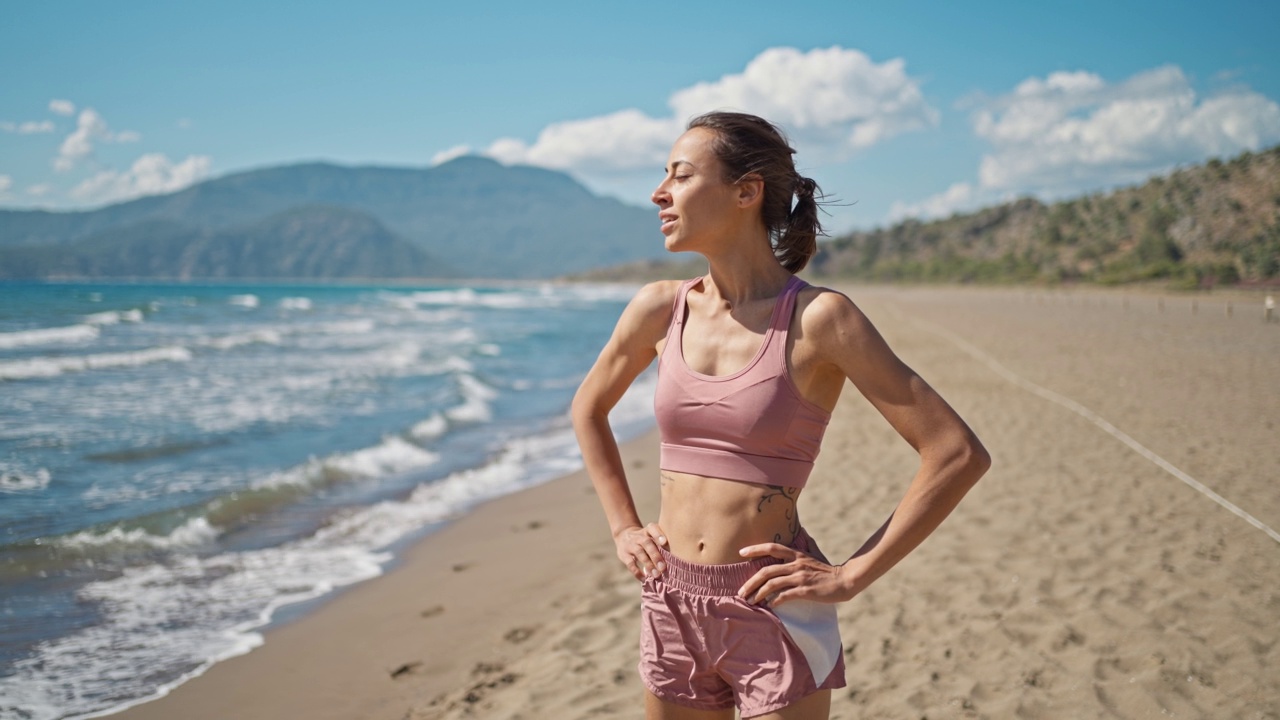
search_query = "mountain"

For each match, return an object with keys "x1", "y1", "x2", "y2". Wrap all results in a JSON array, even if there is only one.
[
  {"x1": 809, "y1": 145, "x2": 1280, "y2": 288},
  {"x1": 0, "y1": 156, "x2": 664, "y2": 279}
]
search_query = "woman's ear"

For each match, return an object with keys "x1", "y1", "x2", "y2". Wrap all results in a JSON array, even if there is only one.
[{"x1": 736, "y1": 174, "x2": 764, "y2": 209}]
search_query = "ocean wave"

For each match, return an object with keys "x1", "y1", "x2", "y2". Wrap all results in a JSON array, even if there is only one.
[
  {"x1": 201, "y1": 329, "x2": 283, "y2": 350},
  {"x1": 311, "y1": 318, "x2": 375, "y2": 335},
  {"x1": 84, "y1": 308, "x2": 144, "y2": 325},
  {"x1": 400, "y1": 287, "x2": 555, "y2": 310},
  {"x1": 0, "y1": 346, "x2": 193, "y2": 381},
  {"x1": 258, "y1": 435, "x2": 440, "y2": 491},
  {"x1": 444, "y1": 373, "x2": 498, "y2": 423},
  {"x1": 0, "y1": 323, "x2": 100, "y2": 349},
  {"x1": 228, "y1": 294, "x2": 260, "y2": 308},
  {"x1": 410, "y1": 413, "x2": 448, "y2": 440},
  {"x1": 0, "y1": 464, "x2": 51, "y2": 493},
  {"x1": 279, "y1": 297, "x2": 313, "y2": 311},
  {"x1": 0, "y1": 533, "x2": 386, "y2": 720},
  {"x1": 560, "y1": 282, "x2": 644, "y2": 303},
  {"x1": 58, "y1": 516, "x2": 220, "y2": 552}
]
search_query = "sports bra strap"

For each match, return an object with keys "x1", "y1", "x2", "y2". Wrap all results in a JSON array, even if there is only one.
[{"x1": 765, "y1": 275, "x2": 804, "y2": 364}]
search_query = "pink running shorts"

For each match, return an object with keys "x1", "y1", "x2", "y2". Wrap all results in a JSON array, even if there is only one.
[{"x1": 638, "y1": 528, "x2": 846, "y2": 717}]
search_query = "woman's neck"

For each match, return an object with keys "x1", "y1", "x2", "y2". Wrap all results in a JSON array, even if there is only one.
[{"x1": 700, "y1": 232, "x2": 792, "y2": 308}]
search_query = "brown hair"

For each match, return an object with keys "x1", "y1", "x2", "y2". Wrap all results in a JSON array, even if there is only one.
[{"x1": 687, "y1": 111, "x2": 824, "y2": 273}]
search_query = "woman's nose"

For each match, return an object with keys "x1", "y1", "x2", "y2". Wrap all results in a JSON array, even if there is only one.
[{"x1": 651, "y1": 182, "x2": 668, "y2": 207}]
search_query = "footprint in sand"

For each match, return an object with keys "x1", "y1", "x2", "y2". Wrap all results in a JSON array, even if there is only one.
[
  {"x1": 420, "y1": 605, "x2": 445, "y2": 618},
  {"x1": 390, "y1": 661, "x2": 422, "y2": 679},
  {"x1": 504, "y1": 626, "x2": 537, "y2": 644}
]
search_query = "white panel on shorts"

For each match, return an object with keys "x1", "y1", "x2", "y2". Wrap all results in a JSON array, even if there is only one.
[{"x1": 772, "y1": 599, "x2": 841, "y2": 685}]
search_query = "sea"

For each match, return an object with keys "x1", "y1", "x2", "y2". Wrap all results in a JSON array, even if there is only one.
[{"x1": 0, "y1": 280, "x2": 655, "y2": 720}]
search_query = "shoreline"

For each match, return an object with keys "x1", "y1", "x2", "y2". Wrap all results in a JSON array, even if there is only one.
[{"x1": 106, "y1": 428, "x2": 663, "y2": 720}]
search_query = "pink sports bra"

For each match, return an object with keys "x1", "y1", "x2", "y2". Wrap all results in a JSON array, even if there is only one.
[{"x1": 655, "y1": 275, "x2": 832, "y2": 489}]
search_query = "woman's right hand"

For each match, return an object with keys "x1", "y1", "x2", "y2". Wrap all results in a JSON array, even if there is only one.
[{"x1": 614, "y1": 523, "x2": 668, "y2": 581}]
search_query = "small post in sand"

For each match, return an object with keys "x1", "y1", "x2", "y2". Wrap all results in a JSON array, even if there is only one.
[{"x1": 1266, "y1": 295, "x2": 1276, "y2": 324}]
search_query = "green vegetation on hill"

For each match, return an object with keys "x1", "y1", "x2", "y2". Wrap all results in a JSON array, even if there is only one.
[{"x1": 810, "y1": 146, "x2": 1280, "y2": 288}]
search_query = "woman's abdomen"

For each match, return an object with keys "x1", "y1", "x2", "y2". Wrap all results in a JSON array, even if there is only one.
[{"x1": 657, "y1": 470, "x2": 803, "y2": 564}]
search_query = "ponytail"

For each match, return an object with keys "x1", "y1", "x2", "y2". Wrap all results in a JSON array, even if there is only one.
[{"x1": 776, "y1": 175, "x2": 822, "y2": 273}]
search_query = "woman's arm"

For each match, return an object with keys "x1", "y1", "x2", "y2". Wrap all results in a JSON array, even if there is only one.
[
  {"x1": 571, "y1": 281, "x2": 678, "y2": 581},
  {"x1": 739, "y1": 289, "x2": 991, "y2": 605}
]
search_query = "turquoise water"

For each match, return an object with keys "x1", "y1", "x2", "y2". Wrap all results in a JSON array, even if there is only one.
[{"x1": 0, "y1": 280, "x2": 654, "y2": 720}]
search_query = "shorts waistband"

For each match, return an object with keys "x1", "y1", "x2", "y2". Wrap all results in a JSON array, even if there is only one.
[{"x1": 654, "y1": 528, "x2": 814, "y2": 597}]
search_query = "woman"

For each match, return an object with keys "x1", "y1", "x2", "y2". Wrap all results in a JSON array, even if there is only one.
[{"x1": 571, "y1": 111, "x2": 990, "y2": 720}]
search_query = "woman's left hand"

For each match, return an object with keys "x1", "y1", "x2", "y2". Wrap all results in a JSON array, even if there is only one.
[{"x1": 736, "y1": 543, "x2": 854, "y2": 607}]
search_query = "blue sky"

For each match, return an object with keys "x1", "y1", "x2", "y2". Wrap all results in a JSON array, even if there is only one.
[{"x1": 2, "y1": 0, "x2": 1278, "y2": 233}]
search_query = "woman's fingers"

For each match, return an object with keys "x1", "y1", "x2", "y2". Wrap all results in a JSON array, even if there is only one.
[
  {"x1": 737, "y1": 561, "x2": 797, "y2": 603},
  {"x1": 616, "y1": 525, "x2": 667, "y2": 581},
  {"x1": 737, "y1": 553, "x2": 846, "y2": 605},
  {"x1": 640, "y1": 523, "x2": 668, "y2": 575},
  {"x1": 738, "y1": 542, "x2": 797, "y2": 561}
]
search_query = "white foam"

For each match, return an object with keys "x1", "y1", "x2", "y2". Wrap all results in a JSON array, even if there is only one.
[
  {"x1": 410, "y1": 413, "x2": 448, "y2": 440},
  {"x1": 203, "y1": 329, "x2": 283, "y2": 350},
  {"x1": 228, "y1": 294, "x2": 260, "y2": 308},
  {"x1": 279, "y1": 297, "x2": 313, "y2": 311},
  {"x1": 560, "y1": 282, "x2": 644, "y2": 303},
  {"x1": 83, "y1": 309, "x2": 144, "y2": 325},
  {"x1": 0, "y1": 464, "x2": 51, "y2": 492},
  {"x1": 326, "y1": 436, "x2": 440, "y2": 479},
  {"x1": 257, "y1": 436, "x2": 439, "y2": 490},
  {"x1": 0, "y1": 323, "x2": 99, "y2": 349},
  {"x1": 444, "y1": 373, "x2": 498, "y2": 423},
  {"x1": 59, "y1": 517, "x2": 220, "y2": 551},
  {"x1": 0, "y1": 346, "x2": 192, "y2": 381},
  {"x1": 402, "y1": 288, "x2": 549, "y2": 310},
  {"x1": 0, "y1": 535, "x2": 386, "y2": 720},
  {"x1": 312, "y1": 318, "x2": 375, "y2": 335}
]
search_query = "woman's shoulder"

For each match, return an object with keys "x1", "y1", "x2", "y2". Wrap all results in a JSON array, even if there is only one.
[
  {"x1": 612, "y1": 279, "x2": 689, "y2": 339},
  {"x1": 626, "y1": 278, "x2": 694, "y2": 318},
  {"x1": 793, "y1": 282, "x2": 877, "y2": 341}
]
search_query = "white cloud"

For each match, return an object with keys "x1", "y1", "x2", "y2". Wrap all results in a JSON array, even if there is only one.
[
  {"x1": 669, "y1": 46, "x2": 938, "y2": 151},
  {"x1": 26, "y1": 183, "x2": 54, "y2": 197},
  {"x1": 1, "y1": 120, "x2": 55, "y2": 134},
  {"x1": 49, "y1": 99, "x2": 75, "y2": 116},
  {"x1": 483, "y1": 46, "x2": 936, "y2": 174},
  {"x1": 972, "y1": 65, "x2": 1280, "y2": 194},
  {"x1": 54, "y1": 108, "x2": 143, "y2": 171},
  {"x1": 430, "y1": 144, "x2": 472, "y2": 165},
  {"x1": 485, "y1": 109, "x2": 680, "y2": 173},
  {"x1": 888, "y1": 182, "x2": 986, "y2": 222},
  {"x1": 0, "y1": 175, "x2": 12, "y2": 194},
  {"x1": 176, "y1": 118, "x2": 192, "y2": 129},
  {"x1": 70, "y1": 153, "x2": 211, "y2": 205},
  {"x1": 889, "y1": 64, "x2": 1280, "y2": 223}
]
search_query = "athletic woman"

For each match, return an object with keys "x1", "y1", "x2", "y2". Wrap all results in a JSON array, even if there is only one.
[{"x1": 571, "y1": 111, "x2": 990, "y2": 719}]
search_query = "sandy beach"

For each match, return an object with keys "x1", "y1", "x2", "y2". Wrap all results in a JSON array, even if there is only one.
[{"x1": 111, "y1": 283, "x2": 1280, "y2": 720}]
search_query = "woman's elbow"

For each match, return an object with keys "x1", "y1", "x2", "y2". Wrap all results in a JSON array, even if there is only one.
[
  {"x1": 570, "y1": 387, "x2": 605, "y2": 430},
  {"x1": 958, "y1": 433, "x2": 991, "y2": 486}
]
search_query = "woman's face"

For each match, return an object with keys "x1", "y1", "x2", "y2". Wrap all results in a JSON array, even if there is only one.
[{"x1": 651, "y1": 128, "x2": 739, "y2": 253}]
